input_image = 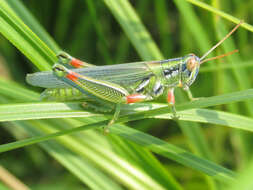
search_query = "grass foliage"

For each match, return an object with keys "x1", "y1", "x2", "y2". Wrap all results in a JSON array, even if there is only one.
[{"x1": 0, "y1": 0, "x2": 253, "y2": 189}]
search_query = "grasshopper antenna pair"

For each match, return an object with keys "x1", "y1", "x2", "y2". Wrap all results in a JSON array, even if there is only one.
[{"x1": 199, "y1": 20, "x2": 243, "y2": 64}]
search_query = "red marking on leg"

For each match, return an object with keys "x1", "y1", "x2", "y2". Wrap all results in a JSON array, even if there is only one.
[
  {"x1": 126, "y1": 94, "x2": 147, "y2": 104},
  {"x1": 70, "y1": 58, "x2": 83, "y2": 68},
  {"x1": 66, "y1": 72, "x2": 78, "y2": 81},
  {"x1": 167, "y1": 89, "x2": 175, "y2": 105}
]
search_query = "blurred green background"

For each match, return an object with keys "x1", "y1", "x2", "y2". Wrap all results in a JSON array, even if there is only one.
[{"x1": 0, "y1": 0, "x2": 253, "y2": 190}]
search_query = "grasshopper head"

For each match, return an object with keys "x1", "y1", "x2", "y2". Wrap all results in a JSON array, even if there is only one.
[
  {"x1": 181, "y1": 54, "x2": 200, "y2": 87},
  {"x1": 53, "y1": 64, "x2": 68, "y2": 78},
  {"x1": 180, "y1": 22, "x2": 242, "y2": 87}
]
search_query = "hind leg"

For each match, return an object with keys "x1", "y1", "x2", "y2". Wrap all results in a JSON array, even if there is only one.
[
  {"x1": 103, "y1": 104, "x2": 121, "y2": 134},
  {"x1": 82, "y1": 101, "x2": 118, "y2": 134}
]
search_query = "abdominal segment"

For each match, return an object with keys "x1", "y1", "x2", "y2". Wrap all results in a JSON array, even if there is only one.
[{"x1": 40, "y1": 88, "x2": 88, "y2": 101}]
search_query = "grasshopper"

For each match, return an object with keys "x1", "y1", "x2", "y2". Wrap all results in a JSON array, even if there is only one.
[{"x1": 26, "y1": 22, "x2": 242, "y2": 132}]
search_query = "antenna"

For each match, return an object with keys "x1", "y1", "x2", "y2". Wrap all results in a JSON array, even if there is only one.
[
  {"x1": 200, "y1": 49, "x2": 238, "y2": 64},
  {"x1": 200, "y1": 20, "x2": 243, "y2": 61}
]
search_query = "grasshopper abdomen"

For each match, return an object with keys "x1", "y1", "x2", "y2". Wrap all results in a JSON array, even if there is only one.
[{"x1": 40, "y1": 88, "x2": 86, "y2": 101}]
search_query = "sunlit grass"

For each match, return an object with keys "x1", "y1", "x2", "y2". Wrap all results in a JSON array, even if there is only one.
[{"x1": 0, "y1": 0, "x2": 253, "y2": 189}]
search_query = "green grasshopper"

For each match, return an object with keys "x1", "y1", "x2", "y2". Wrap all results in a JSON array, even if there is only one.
[{"x1": 26, "y1": 22, "x2": 241, "y2": 132}]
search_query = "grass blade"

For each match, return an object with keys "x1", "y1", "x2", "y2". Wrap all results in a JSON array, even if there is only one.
[
  {"x1": 0, "y1": 120, "x2": 236, "y2": 183},
  {"x1": 0, "y1": 0, "x2": 55, "y2": 70},
  {"x1": 1, "y1": 88, "x2": 253, "y2": 124},
  {"x1": 103, "y1": 0, "x2": 162, "y2": 60},
  {"x1": 187, "y1": 0, "x2": 253, "y2": 32},
  {"x1": 6, "y1": 0, "x2": 60, "y2": 52}
]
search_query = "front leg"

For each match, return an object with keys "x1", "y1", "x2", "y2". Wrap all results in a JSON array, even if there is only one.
[
  {"x1": 183, "y1": 86, "x2": 201, "y2": 101},
  {"x1": 167, "y1": 88, "x2": 179, "y2": 119}
]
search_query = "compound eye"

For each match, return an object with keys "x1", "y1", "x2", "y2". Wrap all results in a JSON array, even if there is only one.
[
  {"x1": 186, "y1": 57, "x2": 198, "y2": 71},
  {"x1": 55, "y1": 67, "x2": 64, "y2": 72},
  {"x1": 53, "y1": 66, "x2": 64, "y2": 72},
  {"x1": 53, "y1": 64, "x2": 68, "y2": 77},
  {"x1": 57, "y1": 52, "x2": 71, "y2": 59}
]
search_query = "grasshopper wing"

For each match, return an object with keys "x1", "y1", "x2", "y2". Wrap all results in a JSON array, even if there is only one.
[{"x1": 26, "y1": 62, "x2": 154, "y2": 89}]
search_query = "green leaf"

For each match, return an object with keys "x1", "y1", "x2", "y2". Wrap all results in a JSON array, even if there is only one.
[
  {"x1": 0, "y1": 0, "x2": 56, "y2": 70},
  {"x1": 187, "y1": 0, "x2": 253, "y2": 32},
  {"x1": 0, "y1": 120, "x2": 236, "y2": 183},
  {"x1": 9, "y1": 120, "x2": 169, "y2": 190},
  {"x1": 224, "y1": 159, "x2": 253, "y2": 190},
  {"x1": 0, "y1": 77, "x2": 39, "y2": 102},
  {"x1": 1, "y1": 88, "x2": 253, "y2": 128},
  {"x1": 103, "y1": 0, "x2": 163, "y2": 60},
  {"x1": 10, "y1": 121, "x2": 124, "y2": 190},
  {"x1": 6, "y1": 0, "x2": 60, "y2": 53}
]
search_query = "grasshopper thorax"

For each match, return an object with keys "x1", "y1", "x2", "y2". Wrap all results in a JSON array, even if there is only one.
[{"x1": 181, "y1": 54, "x2": 200, "y2": 87}]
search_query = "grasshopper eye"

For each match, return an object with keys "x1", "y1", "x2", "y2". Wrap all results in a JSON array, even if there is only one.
[
  {"x1": 56, "y1": 67, "x2": 64, "y2": 72},
  {"x1": 186, "y1": 57, "x2": 198, "y2": 71},
  {"x1": 53, "y1": 64, "x2": 67, "y2": 77},
  {"x1": 57, "y1": 52, "x2": 72, "y2": 65},
  {"x1": 53, "y1": 66, "x2": 64, "y2": 72},
  {"x1": 57, "y1": 52, "x2": 71, "y2": 59}
]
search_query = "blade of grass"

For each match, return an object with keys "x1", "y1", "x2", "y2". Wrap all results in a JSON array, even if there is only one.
[
  {"x1": 111, "y1": 125, "x2": 236, "y2": 183},
  {"x1": 19, "y1": 120, "x2": 168, "y2": 190},
  {"x1": 9, "y1": 121, "x2": 124, "y2": 190},
  {"x1": 0, "y1": 120, "x2": 236, "y2": 183},
  {"x1": 187, "y1": 0, "x2": 253, "y2": 32},
  {"x1": 1, "y1": 0, "x2": 251, "y2": 187},
  {"x1": 108, "y1": 135, "x2": 182, "y2": 190},
  {"x1": 53, "y1": 0, "x2": 74, "y2": 44},
  {"x1": 86, "y1": 0, "x2": 113, "y2": 65},
  {"x1": 1, "y1": 88, "x2": 253, "y2": 124},
  {"x1": 43, "y1": 118, "x2": 181, "y2": 190},
  {"x1": 0, "y1": 78, "x2": 39, "y2": 102},
  {"x1": 224, "y1": 159, "x2": 253, "y2": 190},
  {"x1": 103, "y1": 0, "x2": 163, "y2": 60},
  {"x1": 173, "y1": 0, "x2": 211, "y2": 53},
  {"x1": 2, "y1": 101, "x2": 253, "y2": 132},
  {"x1": 6, "y1": 0, "x2": 60, "y2": 52},
  {"x1": 0, "y1": 0, "x2": 55, "y2": 70}
]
